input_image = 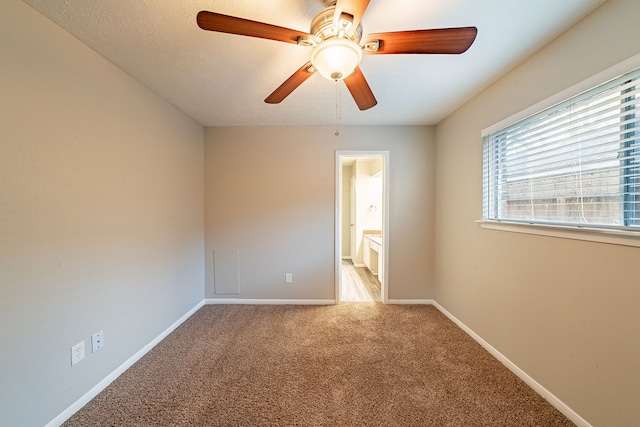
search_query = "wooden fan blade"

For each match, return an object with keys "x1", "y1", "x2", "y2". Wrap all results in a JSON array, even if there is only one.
[
  {"x1": 363, "y1": 27, "x2": 478, "y2": 55},
  {"x1": 343, "y1": 67, "x2": 377, "y2": 111},
  {"x1": 197, "y1": 11, "x2": 311, "y2": 44},
  {"x1": 265, "y1": 62, "x2": 316, "y2": 104},
  {"x1": 333, "y1": 0, "x2": 370, "y2": 32}
]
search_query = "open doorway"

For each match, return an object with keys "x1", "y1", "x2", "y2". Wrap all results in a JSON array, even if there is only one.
[{"x1": 335, "y1": 151, "x2": 389, "y2": 303}]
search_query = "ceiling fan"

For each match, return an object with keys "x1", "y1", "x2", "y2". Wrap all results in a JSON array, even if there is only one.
[{"x1": 197, "y1": 0, "x2": 477, "y2": 111}]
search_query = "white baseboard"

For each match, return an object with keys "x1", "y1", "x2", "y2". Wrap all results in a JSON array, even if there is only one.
[
  {"x1": 205, "y1": 299, "x2": 336, "y2": 305},
  {"x1": 387, "y1": 299, "x2": 434, "y2": 305},
  {"x1": 48, "y1": 298, "x2": 589, "y2": 427},
  {"x1": 206, "y1": 299, "x2": 432, "y2": 306},
  {"x1": 431, "y1": 301, "x2": 592, "y2": 427},
  {"x1": 46, "y1": 300, "x2": 205, "y2": 427}
]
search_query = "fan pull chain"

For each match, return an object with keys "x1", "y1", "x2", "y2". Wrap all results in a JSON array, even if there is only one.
[{"x1": 335, "y1": 80, "x2": 341, "y2": 136}]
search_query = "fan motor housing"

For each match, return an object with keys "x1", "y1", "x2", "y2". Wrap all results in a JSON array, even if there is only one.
[{"x1": 310, "y1": 6, "x2": 362, "y2": 44}]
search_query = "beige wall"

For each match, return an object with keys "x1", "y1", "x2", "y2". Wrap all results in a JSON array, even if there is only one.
[
  {"x1": 0, "y1": 1, "x2": 204, "y2": 425},
  {"x1": 434, "y1": 0, "x2": 640, "y2": 425},
  {"x1": 204, "y1": 126, "x2": 435, "y2": 301}
]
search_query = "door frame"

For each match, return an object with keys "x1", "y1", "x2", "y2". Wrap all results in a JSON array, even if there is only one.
[{"x1": 335, "y1": 150, "x2": 390, "y2": 303}]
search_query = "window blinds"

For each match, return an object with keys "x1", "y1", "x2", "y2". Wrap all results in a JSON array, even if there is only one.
[{"x1": 483, "y1": 67, "x2": 640, "y2": 230}]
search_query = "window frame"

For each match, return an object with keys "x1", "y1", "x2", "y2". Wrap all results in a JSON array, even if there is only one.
[{"x1": 480, "y1": 53, "x2": 640, "y2": 247}]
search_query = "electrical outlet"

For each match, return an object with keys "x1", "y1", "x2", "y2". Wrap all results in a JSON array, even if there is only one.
[
  {"x1": 91, "y1": 331, "x2": 104, "y2": 353},
  {"x1": 71, "y1": 341, "x2": 85, "y2": 366},
  {"x1": 285, "y1": 273, "x2": 293, "y2": 283}
]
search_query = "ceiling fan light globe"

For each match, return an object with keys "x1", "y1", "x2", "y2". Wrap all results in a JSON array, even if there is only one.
[{"x1": 311, "y1": 37, "x2": 362, "y2": 81}]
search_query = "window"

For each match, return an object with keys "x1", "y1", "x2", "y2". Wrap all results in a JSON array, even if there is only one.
[{"x1": 483, "y1": 67, "x2": 640, "y2": 233}]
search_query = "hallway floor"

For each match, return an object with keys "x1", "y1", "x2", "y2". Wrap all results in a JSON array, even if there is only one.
[{"x1": 340, "y1": 260, "x2": 381, "y2": 302}]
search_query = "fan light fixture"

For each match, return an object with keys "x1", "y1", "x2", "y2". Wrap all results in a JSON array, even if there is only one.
[
  {"x1": 196, "y1": 1, "x2": 478, "y2": 111},
  {"x1": 311, "y1": 37, "x2": 362, "y2": 81}
]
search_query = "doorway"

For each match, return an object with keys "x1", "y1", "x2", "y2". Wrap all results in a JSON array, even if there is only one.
[{"x1": 335, "y1": 151, "x2": 389, "y2": 303}]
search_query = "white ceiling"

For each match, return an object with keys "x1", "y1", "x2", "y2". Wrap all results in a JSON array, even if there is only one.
[{"x1": 23, "y1": 0, "x2": 605, "y2": 127}]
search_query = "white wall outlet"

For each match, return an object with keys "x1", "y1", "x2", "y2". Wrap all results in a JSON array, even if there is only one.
[
  {"x1": 91, "y1": 330, "x2": 104, "y2": 353},
  {"x1": 285, "y1": 273, "x2": 293, "y2": 283},
  {"x1": 71, "y1": 341, "x2": 85, "y2": 366}
]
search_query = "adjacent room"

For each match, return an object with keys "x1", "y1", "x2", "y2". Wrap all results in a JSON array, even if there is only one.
[{"x1": 1, "y1": 0, "x2": 639, "y2": 426}]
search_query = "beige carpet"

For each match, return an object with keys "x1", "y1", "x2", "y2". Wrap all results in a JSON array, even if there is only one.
[{"x1": 64, "y1": 304, "x2": 574, "y2": 426}]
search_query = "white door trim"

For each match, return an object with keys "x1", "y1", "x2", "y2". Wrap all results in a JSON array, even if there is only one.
[{"x1": 335, "y1": 150, "x2": 390, "y2": 303}]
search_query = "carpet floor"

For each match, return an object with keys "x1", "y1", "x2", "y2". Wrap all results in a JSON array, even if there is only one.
[{"x1": 64, "y1": 304, "x2": 575, "y2": 426}]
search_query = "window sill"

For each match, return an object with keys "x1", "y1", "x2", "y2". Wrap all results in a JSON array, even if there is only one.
[{"x1": 478, "y1": 220, "x2": 640, "y2": 248}]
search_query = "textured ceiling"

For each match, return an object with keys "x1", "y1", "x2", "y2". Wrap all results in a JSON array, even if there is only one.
[{"x1": 23, "y1": 0, "x2": 606, "y2": 126}]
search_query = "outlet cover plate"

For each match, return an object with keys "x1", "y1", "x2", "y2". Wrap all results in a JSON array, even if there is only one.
[
  {"x1": 71, "y1": 341, "x2": 85, "y2": 366},
  {"x1": 91, "y1": 331, "x2": 104, "y2": 353}
]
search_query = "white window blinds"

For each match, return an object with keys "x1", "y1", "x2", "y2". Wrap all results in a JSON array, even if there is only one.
[{"x1": 483, "y1": 67, "x2": 640, "y2": 231}]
